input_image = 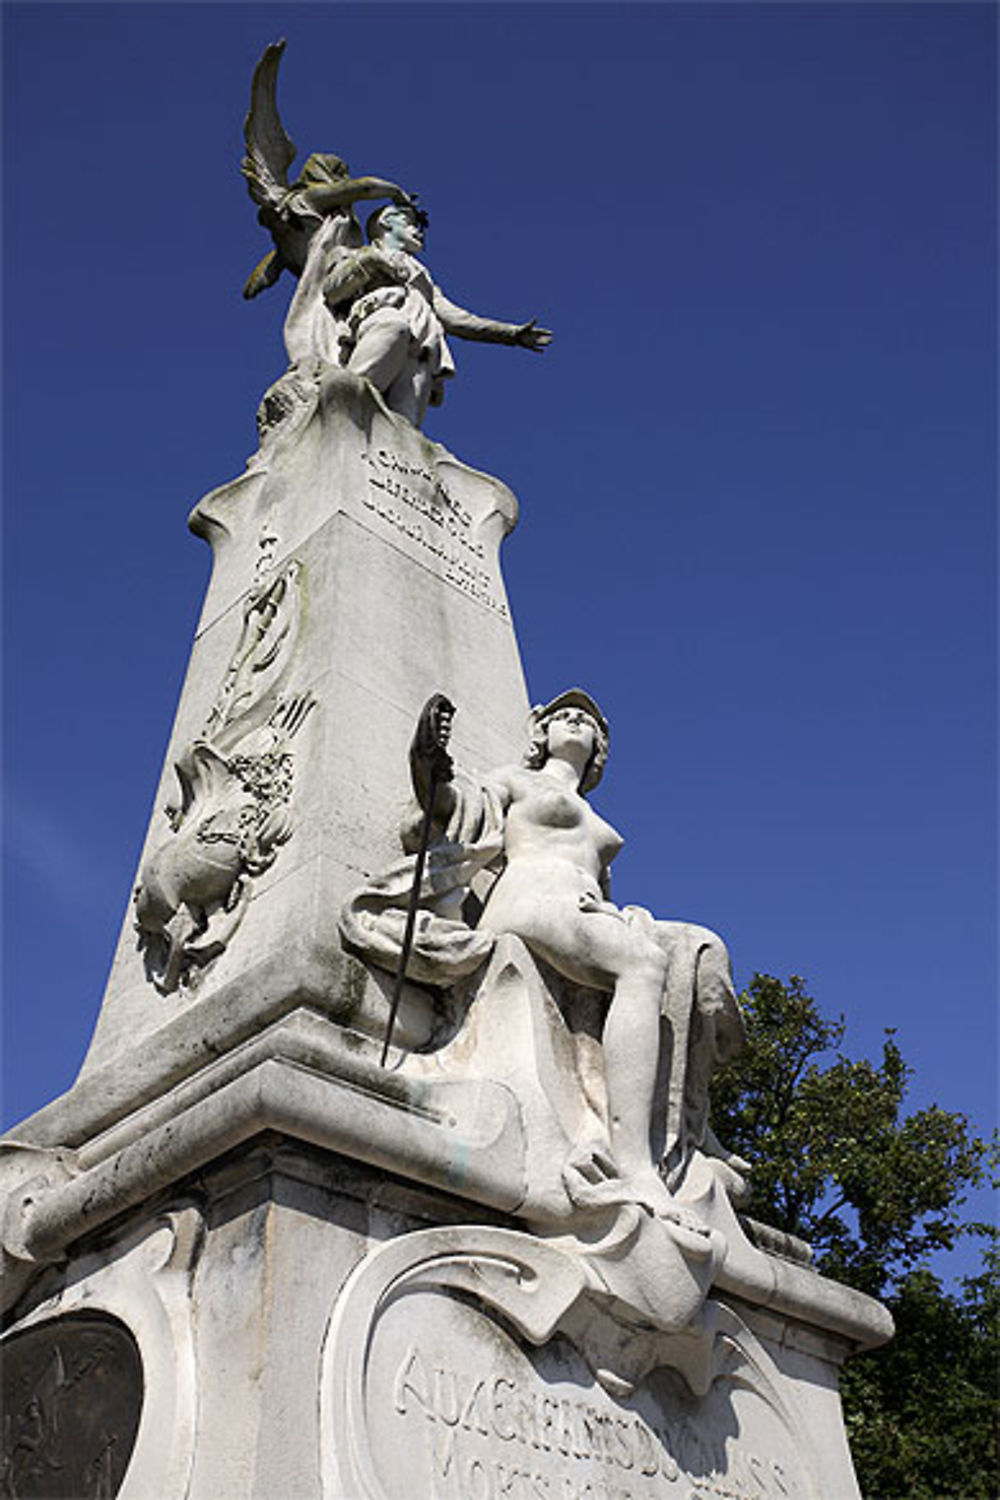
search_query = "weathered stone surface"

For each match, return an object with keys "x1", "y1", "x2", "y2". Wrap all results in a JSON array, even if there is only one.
[
  {"x1": 0, "y1": 1143, "x2": 887, "y2": 1500},
  {"x1": 3, "y1": 900, "x2": 890, "y2": 1496},
  {"x1": 325, "y1": 1231, "x2": 832, "y2": 1499}
]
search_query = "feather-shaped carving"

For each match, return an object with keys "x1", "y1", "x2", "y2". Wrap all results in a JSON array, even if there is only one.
[{"x1": 242, "y1": 39, "x2": 297, "y2": 213}]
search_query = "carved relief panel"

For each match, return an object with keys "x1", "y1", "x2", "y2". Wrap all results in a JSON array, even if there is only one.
[
  {"x1": 1, "y1": 1314, "x2": 142, "y2": 1499},
  {"x1": 0, "y1": 1209, "x2": 201, "y2": 1500},
  {"x1": 133, "y1": 537, "x2": 314, "y2": 995}
]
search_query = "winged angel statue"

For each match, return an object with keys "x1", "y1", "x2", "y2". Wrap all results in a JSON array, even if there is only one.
[{"x1": 242, "y1": 42, "x2": 551, "y2": 429}]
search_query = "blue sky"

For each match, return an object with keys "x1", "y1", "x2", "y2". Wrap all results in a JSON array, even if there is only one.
[{"x1": 3, "y1": 4, "x2": 996, "y2": 1276}]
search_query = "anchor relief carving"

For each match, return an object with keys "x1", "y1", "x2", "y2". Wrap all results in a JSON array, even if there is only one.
[{"x1": 134, "y1": 549, "x2": 313, "y2": 995}]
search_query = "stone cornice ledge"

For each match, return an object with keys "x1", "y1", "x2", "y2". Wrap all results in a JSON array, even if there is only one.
[
  {"x1": 7, "y1": 1043, "x2": 525, "y2": 1272},
  {"x1": 4, "y1": 1012, "x2": 892, "y2": 1353},
  {"x1": 716, "y1": 1241, "x2": 893, "y2": 1352}
]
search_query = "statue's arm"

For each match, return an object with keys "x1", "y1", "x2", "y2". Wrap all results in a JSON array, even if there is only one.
[
  {"x1": 323, "y1": 244, "x2": 402, "y2": 309},
  {"x1": 409, "y1": 699, "x2": 518, "y2": 834},
  {"x1": 432, "y1": 288, "x2": 552, "y2": 352},
  {"x1": 295, "y1": 176, "x2": 413, "y2": 218}
]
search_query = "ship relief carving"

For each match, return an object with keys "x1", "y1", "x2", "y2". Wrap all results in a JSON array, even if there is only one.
[{"x1": 134, "y1": 544, "x2": 313, "y2": 995}]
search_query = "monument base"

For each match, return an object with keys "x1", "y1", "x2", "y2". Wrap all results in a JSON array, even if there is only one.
[
  {"x1": 2, "y1": 1132, "x2": 880, "y2": 1500},
  {"x1": 2, "y1": 938, "x2": 890, "y2": 1499}
]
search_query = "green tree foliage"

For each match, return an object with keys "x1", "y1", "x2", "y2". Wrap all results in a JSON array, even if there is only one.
[
  {"x1": 709, "y1": 974, "x2": 997, "y2": 1500},
  {"x1": 840, "y1": 1244, "x2": 999, "y2": 1500}
]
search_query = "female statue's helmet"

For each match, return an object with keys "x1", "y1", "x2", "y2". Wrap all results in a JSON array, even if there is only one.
[{"x1": 523, "y1": 689, "x2": 610, "y2": 794}]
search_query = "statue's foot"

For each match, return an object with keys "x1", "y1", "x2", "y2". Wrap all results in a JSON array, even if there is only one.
[
  {"x1": 564, "y1": 1142, "x2": 634, "y2": 1210},
  {"x1": 563, "y1": 1149, "x2": 713, "y2": 1246},
  {"x1": 625, "y1": 1171, "x2": 712, "y2": 1238}
]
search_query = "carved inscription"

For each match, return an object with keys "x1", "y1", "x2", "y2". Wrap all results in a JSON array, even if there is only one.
[
  {"x1": 388, "y1": 1344, "x2": 799, "y2": 1500},
  {"x1": 324, "y1": 1233, "x2": 819, "y2": 1500},
  {"x1": 1, "y1": 1314, "x2": 142, "y2": 1499},
  {"x1": 362, "y1": 449, "x2": 508, "y2": 617}
]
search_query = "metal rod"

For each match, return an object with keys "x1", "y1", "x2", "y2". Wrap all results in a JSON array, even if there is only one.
[{"x1": 379, "y1": 758, "x2": 439, "y2": 1068}]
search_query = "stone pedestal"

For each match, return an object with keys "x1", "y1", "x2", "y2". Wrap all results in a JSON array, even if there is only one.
[
  {"x1": 2, "y1": 1114, "x2": 888, "y2": 1500},
  {"x1": 1, "y1": 370, "x2": 890, "y2": 1499},
  {"x1": 2, "y1": 943, "x2": 890, "y2": 1499}
]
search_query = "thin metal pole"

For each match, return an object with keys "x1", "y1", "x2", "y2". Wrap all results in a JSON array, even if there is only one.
[{"x1": 379, "y1": 758, "x2": 439, "y2": 1068}]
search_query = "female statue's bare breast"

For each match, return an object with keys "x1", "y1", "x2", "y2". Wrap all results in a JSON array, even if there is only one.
[
  {"x1": 497, "y1": 770, "x2": 624, "y2": 876},
  {"x1": 524, "y1": 784, "x2": 582, "y2": 830}
]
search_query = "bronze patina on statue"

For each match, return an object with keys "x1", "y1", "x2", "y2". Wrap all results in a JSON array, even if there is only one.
[{"x1": 242, "y1": 41, "x2": 550, "y2": 429}]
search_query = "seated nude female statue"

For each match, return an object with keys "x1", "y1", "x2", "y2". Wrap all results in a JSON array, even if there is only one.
[{"x1": 341, "y1": 691, "x2": 744, "y2": 1225}]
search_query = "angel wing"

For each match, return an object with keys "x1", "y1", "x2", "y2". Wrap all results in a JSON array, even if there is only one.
[{"x1": 241, "y1": 40, "x2": 297, "y2": 216}]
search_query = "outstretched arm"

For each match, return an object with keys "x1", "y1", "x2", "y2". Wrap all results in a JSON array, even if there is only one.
[
  {"x1": 432, "y1": 288, "x2": 552, "y2": 351},
  {"x1": 323, "y1": 243, "x2": 403, "y2": 309},
  {"x1": 293, "y1": 176, "x2": 414, "y2": 218}
]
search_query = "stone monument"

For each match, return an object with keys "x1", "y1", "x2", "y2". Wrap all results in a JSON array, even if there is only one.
[{"x1": 1, "y1": 42, "x2": 890, "y2": 1500}]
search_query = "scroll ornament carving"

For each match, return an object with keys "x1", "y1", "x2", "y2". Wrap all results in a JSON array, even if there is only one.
[
  {"x1": 0, "y1": 1143, "x2": 81, "y2": 1318},
  {"x1": 134, "y1": 555, "x2": 313, "y2": 995}
]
